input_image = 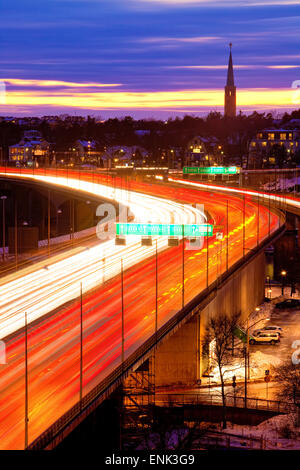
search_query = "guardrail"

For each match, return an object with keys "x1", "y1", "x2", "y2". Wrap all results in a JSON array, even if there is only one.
[{"x1": 155, "y1": 393, "x2": 295, "y2": 414}]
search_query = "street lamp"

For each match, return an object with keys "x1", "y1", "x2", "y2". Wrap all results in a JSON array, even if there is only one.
[
  {"x1": 281, "y1": 270, "x2": 287, "y2": 295},
  {"x1": 1, "y1": 195, "x2": 7, "y2": 262},
  {"x1": 245, "y1": 306, "x2": 261, "y2": 406},
  {"x1": 267, "y1": 288, "x2": 272, "y2": 299},
  {"x1": 56, "y1": 209, "x2": 62, "y2": 236}
]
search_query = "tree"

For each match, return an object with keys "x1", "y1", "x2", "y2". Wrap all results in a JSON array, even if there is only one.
[
  {"x1": 269, "y1": 144, "x2": 287, "y2": 168},
  {"x1": 275, "y1": 362, "x2": 300, "y2": 426},
  {"x1": 204, "y1": 312, "x2": 241, "y2": 429}
]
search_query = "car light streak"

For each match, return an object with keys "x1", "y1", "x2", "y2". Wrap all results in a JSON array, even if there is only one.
[
  {"x1": 168, "y1": 176, "x2": 300, "y2": 211},
  {"x1": 0, "y1": 168, "x2": 281, "y2": 450},
  {"x1": 0, "y1": 171, "x2": 205, "y2": 339}
]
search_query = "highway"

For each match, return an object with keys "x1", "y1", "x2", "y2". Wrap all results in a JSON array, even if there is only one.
[{"x1": 0, "y1": 168, "x2": 280, "y2": 449}]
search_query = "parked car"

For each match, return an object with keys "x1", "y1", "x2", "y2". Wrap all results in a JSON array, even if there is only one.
[
  {"x1": 249, "y1": 332, "x2": 280, "y2": 345},
  {"x1": 275, "y1": 299, "x2": 300, "y2": 309},
  {"x1": 253, "y1": 326, "x2": 283, "y2": 337}
]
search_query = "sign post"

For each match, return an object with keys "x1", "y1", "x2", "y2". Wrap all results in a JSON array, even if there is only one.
[{"x1": 265, "y1": 370, "x2": 271, "y2": 400}]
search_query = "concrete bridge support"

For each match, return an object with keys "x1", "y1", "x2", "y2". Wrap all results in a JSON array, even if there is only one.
[{"x1": 154, "y1": 252, "x2": 266, "y2": 387}]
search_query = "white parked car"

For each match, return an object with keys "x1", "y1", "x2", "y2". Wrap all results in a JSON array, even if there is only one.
[
  {"x1": 249, "y1": 332, "x2": 280, "y2": 345},
  {"x1": 253, "y1": 326, "x2": 283, "y2": 337},
  {"x1": 261, "y1": 325, "x2": 283, "y2": 336}
]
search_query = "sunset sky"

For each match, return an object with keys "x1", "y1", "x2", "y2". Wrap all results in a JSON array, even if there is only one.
[{"x1": 1, "y1": 0, "x2": 300, "y2": 118}]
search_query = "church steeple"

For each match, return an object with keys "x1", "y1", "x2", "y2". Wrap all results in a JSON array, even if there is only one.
[
  {"x1": 224, "y1": 43, "x2": 236, "y2": 117},
  {"x1": 226, "y1": 43, "x2": 235, "y2": 87}
]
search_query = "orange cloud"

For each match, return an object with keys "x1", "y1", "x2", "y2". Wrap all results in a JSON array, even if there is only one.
[
  {"x1": 3, "y1": 78, "x2": 122, "y2": 88},
  {"x1": 2, "y1": 87, "x2": 297, "y2": 110}
]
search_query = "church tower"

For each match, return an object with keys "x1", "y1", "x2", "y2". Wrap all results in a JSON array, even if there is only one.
[{"x1": 224, "y1": 43, "x2": 236, "y2": 117}]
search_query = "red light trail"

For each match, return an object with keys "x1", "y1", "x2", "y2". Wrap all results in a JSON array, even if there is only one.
[{"x1": 0, "y1": 168, "x2": 280, "y2": 449}]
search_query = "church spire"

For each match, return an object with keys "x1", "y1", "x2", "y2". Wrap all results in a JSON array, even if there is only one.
[
  {"x1": 226, "y1": 43, "x2": 235, "y2": 87},
  {"x1": 224, "y1": 43, "x2": 236, "y2": 117}
]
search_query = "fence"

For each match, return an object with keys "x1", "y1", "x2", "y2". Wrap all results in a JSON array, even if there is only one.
[{"x1": 155, "y1": 392, "x2": 296, "y2": 414}]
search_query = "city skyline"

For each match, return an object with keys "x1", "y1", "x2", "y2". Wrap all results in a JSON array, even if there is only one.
[{"x1": 1, "y1": 0, "x2": 300, "y2": 117}]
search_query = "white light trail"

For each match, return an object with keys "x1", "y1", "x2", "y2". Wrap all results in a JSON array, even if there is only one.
[
  {"x1": 0, "y1": 173, "x2": 205, "y2": 339},
  {"x1": 168, "y1": 176, "x2": 300, "y2": 210}
]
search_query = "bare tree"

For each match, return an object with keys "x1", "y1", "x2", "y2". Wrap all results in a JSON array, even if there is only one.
[
  {"x1": 204, "y1": 312, "x2": 241, "y2": 429},
  {"x1": 275, "y1": 363, "x2": 300, "y2": 426}
]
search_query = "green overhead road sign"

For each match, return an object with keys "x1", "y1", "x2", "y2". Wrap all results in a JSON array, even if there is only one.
[
  {"x1": 116, "y1": 223, "x2": 213, "y2": 237},
  {"x1": 183, "y1": 166, "x2": 240, "y2": 175},
  {"x1": 233, "y1": 326, "x2": 254, "y2": 344}
]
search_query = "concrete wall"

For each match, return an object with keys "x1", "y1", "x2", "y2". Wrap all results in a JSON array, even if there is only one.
[{"x1": 154, "y1": 252, "x2": 265, "y2": 387}]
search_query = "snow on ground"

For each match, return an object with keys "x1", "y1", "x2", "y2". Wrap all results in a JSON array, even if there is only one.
[
  {"x1": 218, "y1": 412, "x2": 300, "y2": 449},
  {"x1": 263, "y1": 177, "x2": 300, "y2": 193},
  {"x1": 209, "y1": 350, "x2": 283, "y2": 383},
  {"x1": 267, "y1": 285, "x2": 300, "y2": 300},
  {"x1": 208, "y1": 299, "x2": 282, "y2": 383}
]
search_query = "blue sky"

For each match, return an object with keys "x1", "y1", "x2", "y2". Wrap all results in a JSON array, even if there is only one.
[{"x1": 1, "y1": 0, "x2": 300, "y2": 117}]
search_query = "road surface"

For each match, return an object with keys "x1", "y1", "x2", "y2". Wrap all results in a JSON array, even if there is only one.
[{"x1": 0, "y1": 168, "x2": 279, "y2": 449}]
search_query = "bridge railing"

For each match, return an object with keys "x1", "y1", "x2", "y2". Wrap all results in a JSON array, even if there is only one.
[{"x1": 155, "y1": 393, "x2": 296, "y2": 414}]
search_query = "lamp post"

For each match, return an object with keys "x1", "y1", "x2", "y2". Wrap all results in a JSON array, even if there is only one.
[
  {"x1": 121, "y1": 259, "x2": 124, "y2": 368},
  {"x1": 15, "y1": 200, "x2": 18, "y2": 270},
  {"x1": 25, "y1": 311, "x2": 29, "y2": 449},
  {"x1": 47, "y1": 190, "x2": 51, "y2": 256},
  {"x1": 226, "y1": 199, "x2": 229, "y2": 271},
  {"x1": 79, "y1": 282, "x2": 83, "y2": 410},
  {"x1": 155, "y1": 239, "x2": 158, "y2": 342},
  {"x1": 243, "y1": 194, "x2": 246, "y2": 258},
  {"x1": 281, "y1": 270, "x2": 287, "y2": 295},
  {"x1": 245, "y1": 306, "x2": 261, "y2": 407},
  {"x1": 182, "y1": 224, "x2": 185, "y2": 308},
  {"x1": 206, "y1": 225, "x2": 209, "y2": 288},
  {"x1": 70, "y1": 199, "x2": 75, "y2": 244},
  {"x1": 1, "y1": 195, "x2": 7, "y2": 262},
  {"x1": 267, "y1": 288, "x2": 272, "y2": 299},
  {"x1": 257, "y1": 194, "x2": 260, "y2": 246},
  {"x1": 56, "y1": 209, "x2": 62, "y2": 236}
]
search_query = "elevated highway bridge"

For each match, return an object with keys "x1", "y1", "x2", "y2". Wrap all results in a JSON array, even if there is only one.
[{"x1": 0, "y1": 167, "x2": 290, "y2": 449}]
